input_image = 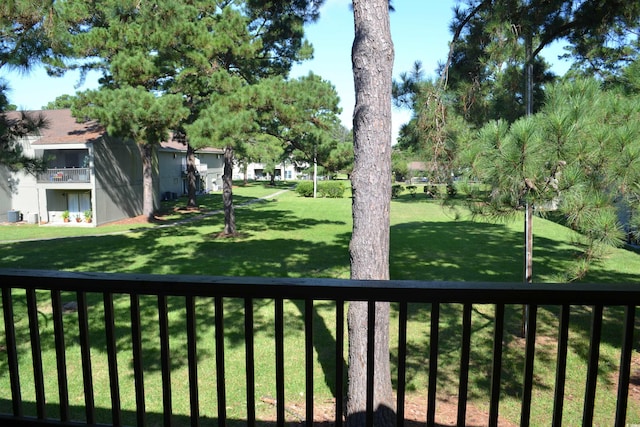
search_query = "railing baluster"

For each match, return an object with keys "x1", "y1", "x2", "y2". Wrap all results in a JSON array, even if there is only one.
[
  {"x1": 76, "y1": 291, "x2": 95, "y2": 424},
  {"x1": 457, "y1": 303, "x2": 472, "y2": 426},
  {"x1": 26, "y1": 288, "x2": 46, "y2": 419},
  {"x1": 244, "y1": 298, "x2": 256, "y2": 427},
  {"x1": 158, "y1": 295, "x2": 172, "y2": 427},
  {"x1": 130, "y1": 293, "x2": 146, "y2": 427},
  {"x1": 489, "y1": 303, "x2": 505, "y2": 427},
  {"x1": 396, "y1": 302, "x2": 408, "y2": 427},
  {"x1": 615, "y1": 305, "x2": 636, "y2": 427},
  {"x1": 521, "y1": 304, "x2": 538, "y2": 427},
  {"x1": 2, "y1": 287, "x2": 22, "y2": 417},
  {"x1": 51, "y1": 290, "x2": 69, "y2": 422},
  {"x1": 305, "y1": 299, "x2": 314, "y2": 425},
  {"x1": 366, "y1": 301, "x2": 375, "y2": 427},
  {"x1": 215, "y1": 296, "x2": 227, "y2": 427},
  {"x1": 552, "y1": 304, "x2": 570, "y2": 427},
  {"x1": 275, "y1": 298, "x2": 285, "y2": 427},
  {"x1": 427, "y1": 302, "x2": 440, "y2": 427},
  {"x1": 1, "y1": 270, "x2": 640, "y2": 427},
  {"x1": 186, "y1": 295, "x2": 199, "y2": 427},
  {"x1": 103, "y1": 292, "x2": 121, "y2": 426},
  {"x1": 335, "y1": 299, "x2": 345, "y2": 427},
  {"x1": 583, "y1": 305, "x2": 603, "y2": 426}
]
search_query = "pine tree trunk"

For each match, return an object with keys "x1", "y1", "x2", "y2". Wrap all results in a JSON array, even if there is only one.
[
  {"x1": 140, "y1": 142, "x2": 155, "y2": 222},
  {"x1": 222, "y1": 145, "x2": 236, "y2": 236},
  {"x1": 348, "y1": 1, "x2": 395, "y2": 426},
  {"x1": 186, "y1": 143, "x2": 198, "y2": 208}
]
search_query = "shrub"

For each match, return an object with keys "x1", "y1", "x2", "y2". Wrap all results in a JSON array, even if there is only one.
[
  {"x1": 424, "y1": 185, "x2": 439, "y2": 198},
  {"x1": 447, "y1": 183, "x2": 458, "y2": 197},
  {"x1": 295, "y1": 181, "x2": 314, "y2": 197},
  {"x1": 406, "y1": 185, "x2": 417, "y2": 198},
  {"x1": 296, "y1": 181, "x2": 346, "y2": 198},
  {"x1": 391, "y1": 184, "x2": 404, "y2": 198},
  {"x1": 319, "y1": 181, "x2": 345, "y2": 198}
]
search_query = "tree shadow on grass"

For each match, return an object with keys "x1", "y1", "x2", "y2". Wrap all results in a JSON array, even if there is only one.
[
  {"x1": 389, "y1": 220, "x2": 585, "y2": 282},
  {"x1": 2, "y1": 201, "x2": 640, "y2": 422},
  {"x1": 0, "y1": 202, "x2": 352, "y2": 416},
  {"x1": 0, "y1": 399, "x2": 498, "y2": 427},
  {"x1": 290, "y1": 299, "x2": 348, "y2": 399}
]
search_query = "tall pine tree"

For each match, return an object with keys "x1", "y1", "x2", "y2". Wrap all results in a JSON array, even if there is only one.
[{"x1": 58, "y1": 0, "x2": 324, "y2": 222}]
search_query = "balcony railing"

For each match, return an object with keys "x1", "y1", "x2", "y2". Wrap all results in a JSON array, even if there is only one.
[
  {"x1": 0, "y1": 268, "x2": 638, "y2": 427},
  {"x1": 37, "y1": 168, "x2": 90, "y2": 183}
]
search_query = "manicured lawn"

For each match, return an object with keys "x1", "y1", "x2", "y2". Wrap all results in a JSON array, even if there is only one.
[{"x1": 1, "y1": 182, "x2": 639, "y2": 426}]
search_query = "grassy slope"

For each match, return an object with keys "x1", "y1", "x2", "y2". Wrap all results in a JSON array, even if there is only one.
[{"x1": 0, "y1": 184, "x2": 639, "y2": 426}]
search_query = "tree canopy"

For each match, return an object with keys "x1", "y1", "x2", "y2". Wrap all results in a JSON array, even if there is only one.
[
  {"x1": 54, "y1": 0, "x2": 326, "y2": 222},
  {"x1": 462, "y1": 76, "x2": 640, "y2": 280},
  {"x1": 0, "y1": 0, "x2": 55, "y2": 173}
]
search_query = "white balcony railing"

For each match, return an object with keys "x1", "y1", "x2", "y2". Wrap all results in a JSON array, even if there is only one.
[{"x1": 38, "y1": 168, "x2": 90, "y2": 183}]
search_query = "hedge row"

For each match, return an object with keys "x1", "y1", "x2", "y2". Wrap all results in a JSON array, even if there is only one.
[{"x1": 295, "y1": 181, "x2": 346, "y2": 198}]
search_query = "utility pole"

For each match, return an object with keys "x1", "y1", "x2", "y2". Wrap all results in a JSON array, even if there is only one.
[{"x1": 522, "y1": 15, "x2": 534, "y2": 338}]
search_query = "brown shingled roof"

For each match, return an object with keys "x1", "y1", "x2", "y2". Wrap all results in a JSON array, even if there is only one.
[
  {"x1": 7, "y1": 109, "x2": 223, "y2": 152},
  {"x1": 6, "y1": 109, "x2": 104, "y2": 145},
  {"x1": 160, "y1": 137, "x2": 224, "y2": 154}
]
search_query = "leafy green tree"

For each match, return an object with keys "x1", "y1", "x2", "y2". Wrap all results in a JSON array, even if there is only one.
[
  {"x1": 0, "y1": 99, "x2": 47, "y2": 174},
  {"x1": 58, "y1": 0, "x2": 200, "y2": 220},
  {"x1": 445, "y1": 0, "x2": 640, "y2": 123},
  {"x1": 188, "y1": 73, "x2": 340, "y2": 235},
  {"x1": 0, "y1": 1, "x2": 57, "y2": 173},
  {"x1": 260, "y1": 73, "x2": 342, "y2": 165},
  {"x1": 58, "y1": 0, "x2": 323, "y2": 222},
  {"x1": 249, "y1": 135, "x2": 286, "y2": 185},
  {"x1": 322, "y1": 123, "x2": 354, "y2": 178},
  {"x1": 43, "y1": 94, "x2": 76, "y2": 110},
  {"x1": 74, "y1": 87, "x2": 188, "y2": 220},
  {"x1": 0, "y1": 0, "x2": 61, "y2": 70},
  {"x1": 391, "y1": 149, "x2": 410, "y2": 182},
  {"x1": 444, "y1": 2, "x2": 555, "y2": 126},
  {"x1": 464, "y1": 78, "x2": 640, "y2": 281},
  {"x1": 186, "y1": 83, "x2": 255, "y2": 235},
  {"x1": 167, "y1": 1, "x2": 322, "y2": 207}
]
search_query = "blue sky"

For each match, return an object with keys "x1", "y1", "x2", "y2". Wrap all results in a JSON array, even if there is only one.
[{"x1": 1, "y1": 0, "x2": 570, "y2": 140}]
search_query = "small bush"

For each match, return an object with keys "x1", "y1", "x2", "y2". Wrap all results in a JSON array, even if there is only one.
[
  {"x1": 424, "y1": 185, "x2": 439, "y2": 198},
  {"x1": 296, "y1": 181, "x2": 346, "y2": 198},
  {"x1": 406, "y1": 185, "x2": 417, "y2": 198},
  {"x1": 391, "y1": 184, "x2": 404, "y2": 198},
  {"x1": 319, "y1": 181, "x2": 346, "y2": 198},
  {"x1": 447, "y1": 183, "x2": 458, "y2": 197},
  {"x1": 295, "y1": 181, "x2": 314, "y2": 197}
]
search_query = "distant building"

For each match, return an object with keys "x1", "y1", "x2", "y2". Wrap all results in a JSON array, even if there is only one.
[{"x1": 1, "y1": 109, "x2": 224, "y2": 225}]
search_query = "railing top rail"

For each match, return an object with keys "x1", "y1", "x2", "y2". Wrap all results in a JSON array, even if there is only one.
[{"x1": 2, "y1": 268, "x2": 640, "y2": 305}]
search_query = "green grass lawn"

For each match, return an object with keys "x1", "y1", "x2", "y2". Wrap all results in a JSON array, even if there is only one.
[{"x1": 1, "y1": 182, "x2": 639, "y2": 426}]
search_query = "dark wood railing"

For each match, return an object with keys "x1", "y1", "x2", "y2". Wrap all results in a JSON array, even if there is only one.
[{"x1": 0, "y1": 268, "x2": 638, "y2": 427}]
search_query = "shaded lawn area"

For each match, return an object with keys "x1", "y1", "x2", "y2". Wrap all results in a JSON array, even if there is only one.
[{"x1": 1, "y1": 185, "x2": 639, "y2": 426}]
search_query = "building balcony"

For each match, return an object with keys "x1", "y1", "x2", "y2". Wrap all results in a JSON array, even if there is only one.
[
  {"x1": 37, "y1": 168, "x2": 91, "y2": 184},
  {"x1": 38, "y1": 168, "x2": 91, "y2": 183}
]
